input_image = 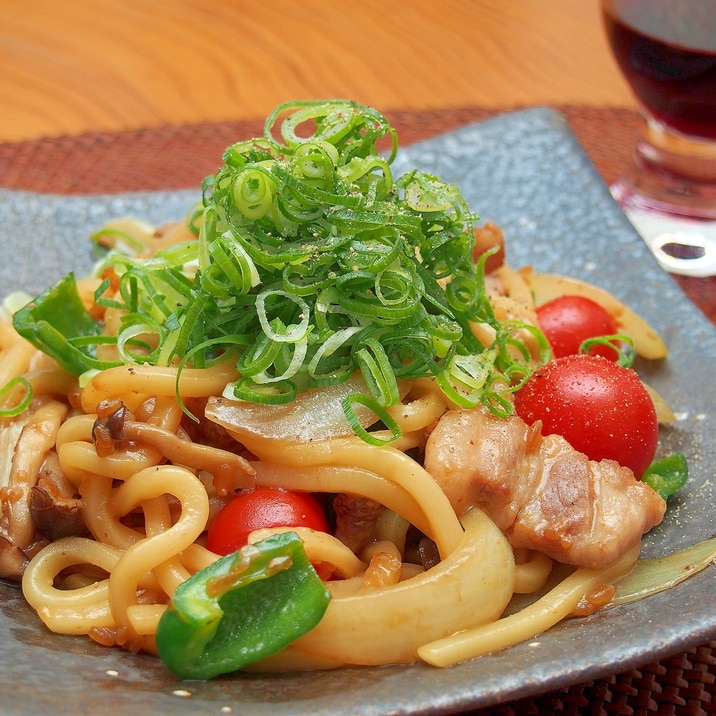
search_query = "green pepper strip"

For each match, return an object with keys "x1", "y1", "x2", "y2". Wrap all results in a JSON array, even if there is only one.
[
  {"x1": 641, "y1": 452, "x2": 689, "y2": 501},
  {"x1": 155, "y1": 532, "x2": 331, "y2": 681},
  {"x1": 12, "y1": 273, "x2": 113, "y2": 375}
]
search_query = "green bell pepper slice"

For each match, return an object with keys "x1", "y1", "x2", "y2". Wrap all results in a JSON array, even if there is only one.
[
  {"x1": 155, "y1": 531, "x2": 331, "y2": 680},
  {"x1": 642, "y1": 452, "x2": 689, "y2": 501},
  {"x1": 12, "y1": 272, "x2": 106, "y2": 375}
]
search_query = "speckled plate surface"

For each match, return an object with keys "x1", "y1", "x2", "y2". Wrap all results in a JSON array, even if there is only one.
[{"x1": 1, "y1": 108, "x2": 715, "y2": 716}]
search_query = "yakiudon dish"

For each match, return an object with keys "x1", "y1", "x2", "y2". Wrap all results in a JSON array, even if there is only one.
[{"x1": 0, "y1": 100, "x2": 713, "y2": 680}]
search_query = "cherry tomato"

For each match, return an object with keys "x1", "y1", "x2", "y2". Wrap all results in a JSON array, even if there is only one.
[
  {"x1": 536, "y1": 295, "x2": 619, "y2": 360},
  {"x1": 206, "y1": 486, "x2": 329, "y2": 556},
  {"x1": 514, "y1": 354, "x2": 658, "y2": 478}
]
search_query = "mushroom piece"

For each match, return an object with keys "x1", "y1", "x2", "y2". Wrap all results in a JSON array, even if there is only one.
[
  {"x1": 0, "y1": 400, "x2": 69, "y2": 579},
  {"x1": 27, "y1": 450, "x2": 88, "y2": 542},
  {"x1": 29, "y1": 484, "x2": 87, "y2": 542}
]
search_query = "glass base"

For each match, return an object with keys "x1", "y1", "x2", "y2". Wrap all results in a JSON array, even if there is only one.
[
  {"x1": 613, "y1": 117, "x2": 716, "y2": 221},
  {"x1": 612, "y1": 174, "x2": 716, "y2": 223},
  {"x1": 611, "y1": 196, "x2": 716, "y2": 277}
]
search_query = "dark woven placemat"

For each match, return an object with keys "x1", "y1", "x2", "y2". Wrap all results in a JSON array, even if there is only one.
[
  {"x1": 1, "y1": 106, "x2": 715, "y2": 715},
  {"x1": 0, "y1": 105, "x2": 639, "y2": 194}
]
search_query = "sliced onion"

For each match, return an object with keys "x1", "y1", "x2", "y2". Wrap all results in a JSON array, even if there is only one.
[
  {"x1": 610, "y1": 536, "x2": 716, "y2": 606},
  {"x1": 205, "y1": 372, "x2": 409, "y2": 444},
  {"x1": 250, "y1": 507, "x2": 515, "y2": 668}
]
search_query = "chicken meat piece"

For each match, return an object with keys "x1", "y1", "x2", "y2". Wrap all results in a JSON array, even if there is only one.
[{"x1": 423, "y1": 407, "x2": 666, "y2": 569}]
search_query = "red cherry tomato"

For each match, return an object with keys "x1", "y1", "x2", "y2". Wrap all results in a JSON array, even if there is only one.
[
  {"x1": 206, "y1": 486, "x2": 329, "y2": 556},
  {"x1": 536, "y1": 295, "x2": 619, "y2": 360},
  {"x1": 514, "y1": 354, "x2": 658, "y2": 478}
]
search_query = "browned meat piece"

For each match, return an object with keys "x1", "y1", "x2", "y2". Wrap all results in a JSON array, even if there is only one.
[
  {"x1": 473, "y1": 221, "x2": 506, "y2": 274},
  {"x1": 423, "y1": 407, "x2": 666, "y2": 569},
  {"x1": 333, "y1": 493, "x2": 384, "y2": 555}
]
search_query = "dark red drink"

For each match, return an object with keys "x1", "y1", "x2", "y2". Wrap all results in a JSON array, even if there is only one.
[{"x1": 602, "y1": 0, "x2": 716, "y2": 140}]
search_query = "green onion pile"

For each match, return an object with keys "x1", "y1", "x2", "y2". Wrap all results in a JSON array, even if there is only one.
[{"x1": 14, "y1": 99, "x2": 545, "y2": 441}]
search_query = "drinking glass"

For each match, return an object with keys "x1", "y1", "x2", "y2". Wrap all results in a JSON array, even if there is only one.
[{"x1": 600, "y1": 0, "x2": 716, "y2": 276}]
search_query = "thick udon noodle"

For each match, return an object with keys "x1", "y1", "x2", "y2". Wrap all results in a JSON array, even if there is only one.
[{"x1": 2, "y1": 270, "x2": 641, "y2": 669}]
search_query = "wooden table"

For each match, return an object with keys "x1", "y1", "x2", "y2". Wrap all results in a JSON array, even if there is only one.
[{"x1": 0, "y1": 0, "x2": 634, "y2": 141}]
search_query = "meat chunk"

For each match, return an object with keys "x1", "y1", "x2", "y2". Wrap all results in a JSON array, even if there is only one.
[
  {"x1": 333, "y1": 494, "x2": 384, "y2": 555},
  {"x1": 423, "y1": 407, "x2": 666, "y2": 569},
  {"x1": 473, "y1": 221, "x2": 505, "y2": 274}
]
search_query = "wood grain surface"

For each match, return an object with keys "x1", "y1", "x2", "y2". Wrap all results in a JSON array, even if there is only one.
[{"x1": 0, "y1": 0, "x2": 635, "y2": 141}]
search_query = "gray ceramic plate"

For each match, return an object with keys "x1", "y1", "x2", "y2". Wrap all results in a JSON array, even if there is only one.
[{"x1": 1, "y1": 108, "x2": 715, "y2": 716}]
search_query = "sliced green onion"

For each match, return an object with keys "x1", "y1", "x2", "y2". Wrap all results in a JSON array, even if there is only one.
[
  {"x1": 206, "y1": 232, "x2": 261, "y2": 295},
  {"x1": 445, "y1": 271, "x2": 482, "y2": 314},
  {"x1": 226, "y1": 377, "x2": 298, "y2": 405},
  {"x1": 255, "y1": 290, "x2": 311, "y2": 343},
  {"x1": 337, "y1": 229, "x2": 403, "y2": 274},
  {"x1": 436, "y1": 350, "x2": 497, "y2": 408},
  {"x1": 402, "y1": 170, "x2": 464, "y2": 213},
  {"x1": 90, "y1": 226, "x2": 148, "y2": 256},
  {"x1": 422, "y1": 313, "x2": 463, "y2": 343},
  {"x1": 341, "y1": 393, "x2": 403, "y2": 446},
  {"x1": 169, "y1": 291, "x2": 210, "y2": 362},
  {"x1": 0, "y1": 376, "x2": 33, "y2": 417},
  {"x1": 493, "y1": 320, "x2": 552, "y2": 383},
  {"x1": 232, "y1": 165, "x2": 277, "y2": 220},
  {"x1": 253, "y1": 337, "x2": 308, "y2": 384},
  {"x1": 236, "y1": 335, "x2": 283, "y2": 378},
  {"x1": 335, "y1": 270, "x2": 420, "y2": 323},
  {"x1": 282, "y1": 262, "x2": 335, "y2": 297},
  {"x1": 579, "y1": 334, "x2": 635, "y2": 367},
  {"x1": 116, "y1": 314, "x2": 165, "y2": 365},
  {"x1": 307, "y1": 326, "x2": 363, "y2": 383},
  {"x1": 353, "y1": 337, "x2": 400, "y2": 407}
]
